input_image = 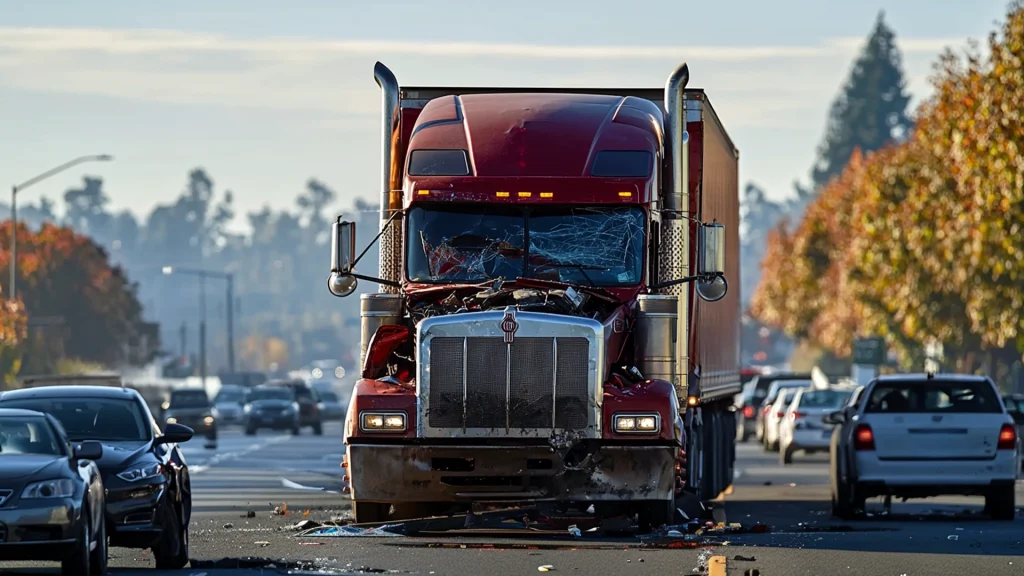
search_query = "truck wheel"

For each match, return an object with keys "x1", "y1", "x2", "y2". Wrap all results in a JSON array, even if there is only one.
[
  {"x1": 353, "y1": 502, "x2": 391, "y2": 524},
  {"x1": 985, "y1": 484, "x2": 1016, "y2": 520},
  {"x1": 313, "y1": 422, "x2": 323, "y2": 436},
  {"x1": 636, "y1": 499, "x2": 674, "y2": 533}
]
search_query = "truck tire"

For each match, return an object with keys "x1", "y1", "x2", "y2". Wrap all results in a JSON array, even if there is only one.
[
  {"x1": 353, "y1": 502, "x2": 391, "y2": 524},
  {"x1": 780, "y1": 443, "x2": 794, "y2": 465},
  {"x1": 985, "y1": 484, "x2": 1016, "y2": 520},
  {"x1": 313, "y1": 422, "x2": 323, "y2": 436}
]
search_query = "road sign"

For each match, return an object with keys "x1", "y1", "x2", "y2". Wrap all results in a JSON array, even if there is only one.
[{"x1": 853, "y1": 337, "x2": 887, "y2": 366}]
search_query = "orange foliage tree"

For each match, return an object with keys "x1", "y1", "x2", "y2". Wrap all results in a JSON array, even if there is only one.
[
  {"x1": 0, "y1": 289, "x2": 28, "y2": 385},
  {"x1": 753, "y1": 1, "x2": 1024, "y2": 364}
]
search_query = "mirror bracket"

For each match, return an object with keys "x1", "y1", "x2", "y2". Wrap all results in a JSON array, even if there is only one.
[{"x1": 649, "y1": 272, "x2": 723, "y2": 291}]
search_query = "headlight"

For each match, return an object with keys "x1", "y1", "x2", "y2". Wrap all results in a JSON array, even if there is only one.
[
  {"x1": 613, "y1": 413, "x2": 660, "y2": 434},
  {"x1": 359, "y1": 411, "x2": 406, "y2": 433},
  {"x1": 165, "y1": 417, "x2": 177, "y2": 424},
  {"x1": 117, "y1": 463, "x2": 163, "y2": 483},
  {"x1": 243, "y1": 405, "x2": 252, "y2": 413},
  {"x1": 203, "y1": 416, "x2": 214, "y2": 424},
  {"x1": 22, "y1": 479, "x2": 75, "y2": 499}
]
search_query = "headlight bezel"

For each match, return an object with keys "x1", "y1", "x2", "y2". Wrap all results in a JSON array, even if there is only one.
[
  {"x1": 612, "y1": 412, "x2": 661, "y2": 434},
  {"x1": 116, "y1": 462, "x2": 164, "y2": 483},
  {"x1": 359, "y1": 410, "x2": 407, "y2": 433},
  {"x1": 21, "y1": 478, "x2": 76, "y2": 499}
]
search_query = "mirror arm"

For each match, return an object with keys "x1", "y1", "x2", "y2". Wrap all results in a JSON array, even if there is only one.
[
  {"x1": 326, "y1": 272, "x2": 400, "y2": 290},
  {"x1": 650, "y1": 272, "x2": 722, "y2": 291},
  {"x1": 348, "y1": 209, "x2": 402, "y2": 270}
]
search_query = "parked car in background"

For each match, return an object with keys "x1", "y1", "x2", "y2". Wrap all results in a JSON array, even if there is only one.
[
  {"x1": 1000, "y1": 393, "x2": 1024, "y2": 473},
  {"x1": 213, "y1": 385, "x2": 246, "y2": 425},
  {"x1": 746, "y1": 373, "x2": 812, "y2": 443},
  {"x1": 267, "y1": 380, "x2": 323, "y2": 435},
  {"x1": 828, "y1": 374, "x2": 1017, "y2": 520},
  {"x1": 0, "y1": 386, "x2": 195, "y2": 569},
  {"x1": 763, "y1": 388, "x2": 804, "y2": 452},
  {"x1": 243, "y1": 385, "x2": 302, "y2": 435},
  {"x1": 316, "y1": 390, "x2": 345, "y2": 421},
  {"x1": 755, "y1": 376, "x2": 814, "y2": 446},
  {"x1": 778, "y1": 386, "x2": 855, "y2": 464},
  {"x1": 0, "y1": 409, "x2": 107, "y2": 575},
  {"x1": 733, "y1": 367, "x2": 768, "y2": 441},
  {"x1": 162, "y1": 388, "x2": 217, "y2": 448}
]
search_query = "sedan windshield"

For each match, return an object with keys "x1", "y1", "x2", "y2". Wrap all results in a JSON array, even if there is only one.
[
  {"x1": 798, "y1": 389, "x2": 853, "y2": 409},
  {"x1": 247, "y1": 388, "x2": 293, "y2": 402},
  {"x1": 0, "y1": 398, "x2": 150, "y2": 442},
  {"x1": 0, "y1": 416, "x2": 63, "y2": 455},
  {"x1": 406, "y1": 205, "x2": 646, "y2": 286},
  {"x1": 170, "y1": 391, "x2": 210, "y2": 408}
]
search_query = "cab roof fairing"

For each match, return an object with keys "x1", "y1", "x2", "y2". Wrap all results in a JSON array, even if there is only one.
[{"x1": 402, "y1": 92, "x2": 663, "y2": 205}]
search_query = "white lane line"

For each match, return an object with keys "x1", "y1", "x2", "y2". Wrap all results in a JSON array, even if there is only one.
[
  {"x1": 280, "y1": 477, "x2": 339, "y2": 493},
  {"x1": 190, "y1": 435, "x2": 292, "y2": 474}
]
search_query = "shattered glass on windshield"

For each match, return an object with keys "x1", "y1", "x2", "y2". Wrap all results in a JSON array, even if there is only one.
[{"x1": 406, "y1": 205, "x2": 645, "y2": 287}]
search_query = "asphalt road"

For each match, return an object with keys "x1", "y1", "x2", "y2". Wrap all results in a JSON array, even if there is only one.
[{"x1": 3, "y1": 425, "x2": 1023, "y2": 575}]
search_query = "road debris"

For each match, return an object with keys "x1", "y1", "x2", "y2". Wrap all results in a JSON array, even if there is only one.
[
  {"x1": 272, "y1": 502, "x2": 289, "y2": 515},
  {"x1": 537, "y1": 565, "x2": 555, "y2": 572},
  {"x1": 222, "y1": 523, "x2": 234, "y2": 529},
  {"x1": 298, "y1": 524, "x2": 403, "y2": 537},
  {"x1": 734, "y1": 555, "x2": 756, "y2": 562}
]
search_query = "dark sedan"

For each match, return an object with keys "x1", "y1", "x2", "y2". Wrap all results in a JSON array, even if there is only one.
[
  {"x1": 243, "y1": 385, "x2": 300, "y2": 435},
  {"x1": 0, "y1": 385, "x2": 195, "y2": 569},
  {"x1": 0, "y1": 408, "x2": 106, "y2": 575},
  {"x1": 161, "y1": 388, "x2": 218, "y2": 448}
]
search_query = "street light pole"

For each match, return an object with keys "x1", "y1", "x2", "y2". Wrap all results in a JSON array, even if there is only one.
[
  {"x1": 162, "y1": 266, "x2": 236, "y2": 376},
  {"x1": 9, "y1": 154, "x2": 114, "y2": 300}
]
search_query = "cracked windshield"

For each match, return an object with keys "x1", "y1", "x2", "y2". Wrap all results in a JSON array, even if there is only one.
[{"x1": 1, "y1": 1, "x2": 1023, "y2": 575}]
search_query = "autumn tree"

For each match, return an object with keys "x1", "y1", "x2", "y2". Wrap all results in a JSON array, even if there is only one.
[{"x1": 0, "y1": 289, "x2": 28, "y2": 385}]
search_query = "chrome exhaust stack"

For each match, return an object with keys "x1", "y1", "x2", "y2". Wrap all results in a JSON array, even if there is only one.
[
  {"x1": 659, "y1": 62, "x2": 691, "y2": 397},
  {"x1": 374, "y1": 62, "x2": 402, "y2": 293}
]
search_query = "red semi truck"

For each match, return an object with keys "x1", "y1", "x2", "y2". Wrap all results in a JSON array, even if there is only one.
[{"x1": 329, "y1": 61, "x2": 741, "y2": 527}]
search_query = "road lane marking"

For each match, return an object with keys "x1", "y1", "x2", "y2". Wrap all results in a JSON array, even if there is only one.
[
  {"x1": 280, "y1": 477, "x2": 339, "y2": 493},
  {"x1": 708, "y1": 555, "x2": 727, "y2": 576},
  {"x1": 190, "y1": 434, "x2": 291, "y2": 474}
]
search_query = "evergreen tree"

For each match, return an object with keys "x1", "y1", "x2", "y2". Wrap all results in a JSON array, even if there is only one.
[{"x1": 808, "y1": 11, "x2": 914, "y2": 191}]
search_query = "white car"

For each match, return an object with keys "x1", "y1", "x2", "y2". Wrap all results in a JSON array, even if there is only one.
[
  {"x1": 828, "y1": 373, "x2": 1018, "y2": 520},
  {"x1": 213, "y1": 385, "x2": 246, "y2": 424},
  {"x1": 779, "y1": 386, "x2": 855, "y2": 464},
  {"x1": 763, "y1": 388, "x2": 803, "y2": 453}
]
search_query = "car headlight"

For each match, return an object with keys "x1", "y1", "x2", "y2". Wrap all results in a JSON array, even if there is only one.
[
  {"x1": 359, "y1": 411, "x2": 406, "y2": 433},
  {"x1": 613, "y1": 413, "x2": 660, "y2": 434},
  {"x1": 22, "y1": 479, "x2": 75, "y2": 499},
  {"x1": 117, "y1": 463, "x2": 163, "y2": 483},
  {"x1": 165, "y1": 416, "x2": 177, "y2": 424},
  {"x1": 243, "y1": 404, "x2": 252, "y2": 413},
  {"x1": 203, "y1": 416, "x2": 214, "y2": 424}
]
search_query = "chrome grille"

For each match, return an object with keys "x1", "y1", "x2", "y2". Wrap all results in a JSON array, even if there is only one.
[{"x1": 427, "y1": 336, "x2": 590, "y2": 430}]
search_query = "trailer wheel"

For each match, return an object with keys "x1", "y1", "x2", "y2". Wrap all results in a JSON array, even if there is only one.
[{"x1": 353, "y1": 502, "x2": 391, "y2": 524}]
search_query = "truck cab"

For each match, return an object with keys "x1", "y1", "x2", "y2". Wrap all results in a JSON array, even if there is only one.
[{"x1": 329, "y1": 61, "x2": 740, "y2": 527}]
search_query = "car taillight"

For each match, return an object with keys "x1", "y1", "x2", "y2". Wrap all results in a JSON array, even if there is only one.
[
  {"x1": 743, "y1": 406, "x2": 755, "y2": 419},
  {"x1": 789, "y1": 411, "x2": 805, "y2": 421},
  {"x1": 776, "y1": 411, "x2": 785, "y2": 419},
  {"x1": 854, "y1": 424, "x2": 874, "y2": 451},
  {"x1": 997, "y1": 424, "x2": 1016, "y2": 450}
]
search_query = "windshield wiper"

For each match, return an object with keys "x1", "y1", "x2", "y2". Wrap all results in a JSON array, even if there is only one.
[{"x1": 539, "y1": 262, "x2": 609, "y2": 287}]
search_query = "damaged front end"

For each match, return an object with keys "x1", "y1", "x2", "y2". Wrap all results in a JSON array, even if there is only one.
[{"x1": 346, "y1": 280, "x2": 683, "y2": 526}]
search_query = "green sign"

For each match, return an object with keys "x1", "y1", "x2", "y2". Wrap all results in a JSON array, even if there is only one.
[{"x1": 853, "y1": 337, "x2": 887, "y2": 366}]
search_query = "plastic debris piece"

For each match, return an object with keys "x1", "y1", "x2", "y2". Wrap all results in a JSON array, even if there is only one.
[
  {"x1": 223, "y1": 523, "x2": 234, "y2": 529},
  {"x1": 254, "y1": 541, "x2": 269, "y2": 547},
  {"x1": 948, "y1": 535, "x2": 958, "y2": 540},
  {"x1": 538, "y1": 566, "x2": 554, "y2": 572},
  {"x1": 568, "y1": 525, "x2": 581, "y2": 537},
  {"x1": 734, "y1": 555, "x2": 756, "y2": 562},
  {"x1": 667, "y1": 530, "x2": 684, "y2": 537},
  {"x1": 298, "y1": 524, "x2": 402, "y2": 538}
]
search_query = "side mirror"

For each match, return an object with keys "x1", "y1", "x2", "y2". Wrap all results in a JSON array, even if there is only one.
[
  {"x1": 696, "y1": 222, "x2": 728, "y2": 302},
  {"x1": 156, "y1": 422, "x2": 195, "y2": 445},
  {"x1": 73, "y1": 440, "x2": 103, "y2": 461},
  {"x1": 328, "y1": 218, "x2": 358, "y2": 297},
  {"x1": 822, "y1": 411, "x2": 842, "y2": 425}
]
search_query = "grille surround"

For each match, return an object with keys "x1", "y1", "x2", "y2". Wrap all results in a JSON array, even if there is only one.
[{"x1": 417, "y1": 308, "x2": 604, "y2": 438}]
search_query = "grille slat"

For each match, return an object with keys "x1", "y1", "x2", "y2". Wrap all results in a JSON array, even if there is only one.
[{"x1": 428, "y1": 335, "x2": 590, "y2": 430}]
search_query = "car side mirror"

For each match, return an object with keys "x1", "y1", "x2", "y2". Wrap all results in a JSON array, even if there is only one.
[
  {"x1": 822, "y1": 411, "x2": 843, "y2": 425},
  {"x1": 73, "y1": 440, "x2": 103, "y2": 461},
  {"x1": 695, "y1": 222, "x2": 728, "y2": 303},
  {"x1": 156, "y1": 422, "x2": 195, "y2": 445},
  {"x1": 328, "y1": 218, "x2": 358, "y2": 297}
]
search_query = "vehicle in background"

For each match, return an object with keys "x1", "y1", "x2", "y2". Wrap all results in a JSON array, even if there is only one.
[
  {"x1": 213, "y1": 385, "x2": 246, "y2": 425},
  {"x1": 162, "y1": 389, "x2": 217, "y2": 448},
  {"x1": 1000, "y1": 393, "x2": 1024, "y2": 473},
  {"x1": 762, "y1": 388, "x2": 804, "y2": 452},
  {"x1": 316, "y1": 390, "x2": 346, "y2": 421},
  {"x1": 745, "y1": 373, "x2": 812, "y2": 443},
  {"x1": 778, "y1": 386, "x2": 855, "y2": 464},
  {"x1": 267, "y1": 380, "x2": 324, "y2": 435},
  {"x1": 0, "y1": 386, "x2": 195, "y2": 569},
  {"x1": 328, "y1": 61, "x2": 741, "y2": 526},
  {"x1": 0, "y1": 409, "x2": 107, "y2": 575},
  {"x1": 243, "y1": 385, "x2": 300, "y2": 435},
  {"x1": 755, "y1": 376, "x2": 814, "y2": 445},
  {"x1": 827, "y1": 374, "x2": 1017, "y2": 520},
  {"x1": 217, "y1": 371, "x2": 268, "y2": 389}
]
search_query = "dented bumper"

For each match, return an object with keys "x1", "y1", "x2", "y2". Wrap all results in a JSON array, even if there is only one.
[{"x1": 346, "y1": 443, "x2": 676, "y2": 503}]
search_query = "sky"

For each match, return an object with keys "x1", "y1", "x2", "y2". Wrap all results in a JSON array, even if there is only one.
[{"x1": 0, "y1": 0, "x2": 1009, "y2": 233}]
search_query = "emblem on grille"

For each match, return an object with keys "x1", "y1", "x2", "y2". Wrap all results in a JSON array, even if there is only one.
[
  {"x1": 0, "y1": 489, "x2": 11, "y2": 507},
  {"x1": 501, "y1": 307, "x2": 519, "y2": 344}
]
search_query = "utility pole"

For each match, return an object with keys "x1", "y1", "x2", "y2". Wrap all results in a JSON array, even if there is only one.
[
  {"x1": 179, "y1": 322, "x2": 187, "y2": 356},
  {"x1": 226, "y1": 274, "x2": 235, "y2": 372}
]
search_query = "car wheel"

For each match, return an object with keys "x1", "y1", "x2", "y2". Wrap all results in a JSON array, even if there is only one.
[
  {"x1": 767, "y1": 438, "x2": 779, "y2": 452},
  {"x1": 89, "y1": 513, "x2": 108, "y2": 575},
  {"x1": 985, "y1": 484, "x2": 1016, "y2": 520},
  {"x1": 244, "y1": 425, "x2": 257, "y2": 436},
  {"x1": 62, "y1": 516, "x2": 91, "y2": 576},
  {"x1": 353, "y1": 501, "x2": 391, "y2": 523},
  {"x1": 831, "y1": 464, "x2": 853, "y2": 519},
  {"x1": 292, "y1": 424, "x2": 301, "y2": 435},
  {"x1": 313, "y1": 422, "x2": 324, "y2": 436},
  {"x1": 780, "y1": 443, "x2": 794, "y2": 465},
  {"x1": 153, "y1": 503, "x2": 189, "y2": 569}
]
